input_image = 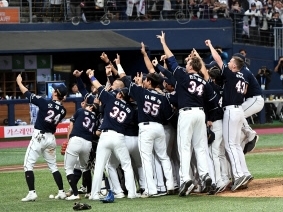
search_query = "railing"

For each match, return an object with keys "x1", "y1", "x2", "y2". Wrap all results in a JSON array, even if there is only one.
[{"x1": 274, "y1": 27, "x2": 283, "y2": 60}]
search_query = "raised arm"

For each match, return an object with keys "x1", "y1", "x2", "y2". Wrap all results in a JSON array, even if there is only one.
[
  {"x1": 274, "y1": 57, "x2": 283, "y2": 73},
  {"x1": 205, "y1": 40, "x2": 224, "y2": 69},
  {"x1": 156, "y1": 31, "x2": 174, "y2": 58},
  {"x1": 141, "y1": 42, "x2": 155, "y2": 73},
  {"x1": 16, "y1": 74, "x2": 28, "y2": 94},
  {"x1": 73, "y1": 70, "x2": 89, "y2": 97},
  {"x1": 86, "y1": 69, "x2": 102, "y2": 89}
]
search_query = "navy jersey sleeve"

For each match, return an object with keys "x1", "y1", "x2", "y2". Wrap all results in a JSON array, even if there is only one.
[
  {"x1": 156, "y1": 64, "x2": 176, "y2": 86},
  {"x1": 97, "y1": 86, "x2": 115, "y2": 103},
  {"x1": 76, "y1": 77, "x2": 89, "y2": 98},
  {"x1": 166, "y1": 56, "x2": 180, "y2": 72}
]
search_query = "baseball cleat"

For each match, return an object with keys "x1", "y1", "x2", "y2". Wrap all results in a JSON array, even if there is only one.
[
  {"x1": 88, "y1": 193, "x2": 105, "y2": 200},
  {"x1": 78, "y1": 186, "x2": 87, "y2": 194},
  {"x1": 216, "y1": 180, "x2": 230, "y2": 193},
  {"x1": 55, "y1": 190, "x2": 67, "y2": 199},
  {"x1": 201, "y1": 174, "x2": 212, "y2": 193},
  {"x1": 185, "y1": 183, "x2": 195, "y2": 196},
  {"x1": 208, "y1": 184, "x2": 217, "y2": 195},
  {"x1": 153, "y1": 191, "x2": 167, "y2": 197},
  {"x1": 239, "y1": 175, "x2": 254, "y2": 189},
  {"x1": 21, "y1": 191, "x2": 37, "y2": 202},
  {"x1": 244, "y1": 135, "x2": 259, "y2": 154},
  {"x1": 114, "y1": 192, "x2": 125, "y2": 198},
  {"x1": 141, "y1": 192, "x2": 155, "y2": 198},
  {"x1": 65, "y1": 194, "x2": 80, "y2": 201},
  {"x1": 179, "y1": 180, "x2": 193, "y2": 197},
  {"x1": 231, "y1": 176, "x2": 247, "y2": 191}
]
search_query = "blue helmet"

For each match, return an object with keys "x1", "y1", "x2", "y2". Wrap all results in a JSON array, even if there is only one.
[{"x1": 100, "y1": 190, "x2": 114, "y2": 203}]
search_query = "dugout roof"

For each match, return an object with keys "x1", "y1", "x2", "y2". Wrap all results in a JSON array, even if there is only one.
[{"x1": 0, "y1": 31, "x2": 142, "y2": 54}]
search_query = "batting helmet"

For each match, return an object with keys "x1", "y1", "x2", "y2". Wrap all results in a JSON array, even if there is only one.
[{"x1": 100, "y1": 190, "x2": 114, "y2": 203}]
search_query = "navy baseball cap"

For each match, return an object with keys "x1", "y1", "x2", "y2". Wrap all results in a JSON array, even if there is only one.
[
  {"x1": 117, "y1": 87, "x2": 130, "y2": 101},
  {"x1": 233, "y1": 53, "x2": 249, "y2": 66},
  {"x1": 84, "y1": 93, "x2": 95, "y2": 106},
  {"x1": 52, "y1": 83, "x2": 68, "y2": 98},
  {"x1": 205, "y1": 61, "x2": 218, "y2": 69}
]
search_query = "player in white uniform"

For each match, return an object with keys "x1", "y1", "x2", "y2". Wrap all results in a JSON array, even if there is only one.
[{"x1": 206, "y1": 40, "x2": 250, "y2": 191}]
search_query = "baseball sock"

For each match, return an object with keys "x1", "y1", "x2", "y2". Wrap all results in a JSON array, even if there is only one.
[
  {"x1": 74, "y1": 168, "x2": 82, "y2": 185},
  {"x1": 82, "y1": 170, "x2": 92, "y2": 193},
  {"x1": 67, "y1": 174, "x2": 78, "y2": 196},
  {"x1": 25, "y1": 171, "x2": 35, "y2": 191},
  {"x1": 52, "y1": 171, "x2": 64, "y2": 191}
]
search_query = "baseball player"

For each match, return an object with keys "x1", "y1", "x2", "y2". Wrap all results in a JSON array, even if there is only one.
[
  {"x1": 87, "y1": 69, "x2": 139, "y2": 200},
  {"x1": 202, "y1": 65, "x2": 230, "y2": 193},
  {"x1": 233, "y1": 53, "x2": 263, "y2": 154},
  {"x1": 140, "y1": 43, "x2": 179, "y2": 194},
  {"x1": 157, "y1": 32, "x2": 218, "y2": 196},
  {"x1": 64, "y1": 94, "x2": 98, "y2": 200},
  {"x1": 16, "y1": 74, "x2": 68, "y2": 202},
  {"x1": 206, "y1": 39, "x2": 250, "y2": 191},
  {"x1": 115, "y1": 54, "x2": 175, "y2": 197}
]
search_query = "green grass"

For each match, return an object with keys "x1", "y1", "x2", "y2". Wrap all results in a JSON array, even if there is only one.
[
  {"x1": 1, "y1": 169, "x2": 283, "y2": 212},
  {"x1": 0, "y1": 134, "x2": 283, "y2": 211},
  {"x1": 255, "y1": 134, "x2": 283, "y2": 149}
]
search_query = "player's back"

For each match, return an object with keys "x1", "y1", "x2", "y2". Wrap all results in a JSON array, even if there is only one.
[
  {"x1": 241, "y1": 67, "x2": 262, "y2": 98},
  {"x1": 69, "y1": 108, "x2": 98, "y2": 141},
  {"x1": 221, "y1": 65, "x2": 246, "y2": 107},
  {"x1": 135, "y1": 89, "x2": 173, "y2": 124},
  {"x1": 33, "y1": 98, "x2": 66, "y2": 134}
]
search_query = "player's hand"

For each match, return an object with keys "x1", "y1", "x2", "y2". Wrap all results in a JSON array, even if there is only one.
[
  {"x1": 206, "y1": 121, "x2": 212, "y2": 127},
  {"x1": 86, "y1": 69, "x2": 94, "y2": 78},
  {"x1": 156, "y1": 31, "x2": 166, "y2": 44},
  {"x1": 192, "y1": 48, "x2": 201, "y2": 58},
  {"x1": 60, "y1": 140, "x2": 68, "y2": 155},
  {"x1": 113, "y1": 53, "x2": 120, "y2": 65},
  {"x1": 73, "y1": 70, "x2": 83, "y2": 77},
  {"x1": 100, "y1": 52, "x2": 109, "y2": 63},
  {"x1": 134, "y1": 72, "x2": 143, "y2": 86},
  {"x1": 160, "y1": 55, "x2": 167, "y2": 61},
  {"x1": 205, "y1": 40, "x2": 211, "y2": 47},
  {"x1": 152, "y1": 57, "x2": 159, "y2": 67},
  {"x1": 141, "y1": 42, "x2": 147, "y2": 55},
  {"x1": 16, "y1": 74, "x2": 22, "y2": 84}
]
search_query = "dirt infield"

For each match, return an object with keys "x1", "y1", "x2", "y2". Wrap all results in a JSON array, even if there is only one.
[{"x1": 218, "y1": 178, "x2": 283, "y2": 197}]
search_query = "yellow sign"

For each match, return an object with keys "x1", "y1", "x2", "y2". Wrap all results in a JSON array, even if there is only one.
[{"x1": 0, "y1": 7, "x2": 20, "y2": 24}]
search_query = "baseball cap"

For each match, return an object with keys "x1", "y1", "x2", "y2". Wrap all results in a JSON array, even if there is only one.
[
  {"x1": 116, "y1": 87, "x2": 130, "y2": 101},
  {"x1": 84, "y1": 93, "x2": 95, "y2": 106},
  {"x1": 205, "y1": 61, "x2": 218, "y2": 69},
  {"x1": 52, "y1": 83, "x2": 68, "y2": 98},
  {"x1": 251, "y1": 3, "x2": 256, "y2": 7}
]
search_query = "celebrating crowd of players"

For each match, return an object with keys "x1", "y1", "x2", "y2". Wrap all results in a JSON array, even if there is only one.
[{"x1": 19, "y1": 31, "x2": 263, "y2": 202}]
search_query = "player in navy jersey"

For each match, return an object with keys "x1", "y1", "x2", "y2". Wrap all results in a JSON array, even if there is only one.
[
  {"x1": 205, "y1": 39, "x2": 250, "y2": 192},
  {"x1": 106, "y1": 93, "x2": 145, "y2": 198},
  {"x1": 233, "y1": 53, "x2": 263, "y2": 155},
  {"x1": 64, "y1": 94, "x2": 98, "y2": 200},
  {"x1": 16, "y1": 74, "x2": 68, "y2": 202},
  {"x1": 157, "y1": 31, "x2": 218, "y2": 197},
  {"x1": 114, "y1": 54, "x2": 175, "y2": 197},
  {"x1": 86, "y1": 69, "x2": 139, "y2": 200}
]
